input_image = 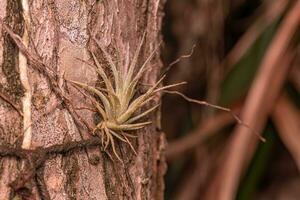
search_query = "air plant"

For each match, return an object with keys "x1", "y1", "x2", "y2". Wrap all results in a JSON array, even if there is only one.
[{"x1": 69, "y1": 34, "x2": 185, "y2": 161}]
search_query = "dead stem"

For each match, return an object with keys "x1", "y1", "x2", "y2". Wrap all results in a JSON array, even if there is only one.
[{"x1": 164, "y1": 90, "x2": 266, "y2": 142}]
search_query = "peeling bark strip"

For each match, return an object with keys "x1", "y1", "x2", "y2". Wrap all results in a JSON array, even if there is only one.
[
  {"x1": 19, "y1": 0, "x2": 32, "y2": 150},
  {"x1": 0, "y1": 0, "x2": 167, "y2": 199}
]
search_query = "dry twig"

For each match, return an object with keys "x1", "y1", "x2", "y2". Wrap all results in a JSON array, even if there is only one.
[{"x1": 165, "y1": 90, "x2": 265, "y2": 142}]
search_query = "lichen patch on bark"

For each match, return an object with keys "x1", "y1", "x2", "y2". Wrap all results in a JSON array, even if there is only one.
[{"x1": 1, "y1": 0, "x2": 24, "y2": 102}]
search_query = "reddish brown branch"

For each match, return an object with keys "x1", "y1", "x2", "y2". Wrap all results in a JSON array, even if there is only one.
[
  {"x1": 224, "y1": 0, "x2": 288, "y2": 71},
  {"x1": 206, "y1": 1, "x2": 300, "y2": 198},
  {"x1": 166, "y1": 108, "x2": 237, "y2": 161},
  {"x1": 272, "y1": 94, "x2": 300, "y2": 170}
]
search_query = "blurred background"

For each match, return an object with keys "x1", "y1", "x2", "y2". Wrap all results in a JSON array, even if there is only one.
[{"x1": 160, "y1": 0, "x2": 300, "y2": 199}]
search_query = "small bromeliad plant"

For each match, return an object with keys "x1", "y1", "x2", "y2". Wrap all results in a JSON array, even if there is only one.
[
  {"x1": 69, "y1": 34, "x2": 185, "y2": 161},
  {"x1": 69, "y1": 33, "x2": 265, "y2": 162},
  {"x1": 0, "y1": 19, "x2": 263, "y2": 163}
]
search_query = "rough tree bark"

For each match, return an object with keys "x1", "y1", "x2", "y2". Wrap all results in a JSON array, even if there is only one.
[{"x1": 0, "y1": 0, "x2": 166, "y2": 199}]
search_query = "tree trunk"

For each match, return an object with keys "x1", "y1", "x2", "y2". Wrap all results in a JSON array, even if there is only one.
[{"x1": 0, "y1": 0, "x2": 166, "y2": 199}]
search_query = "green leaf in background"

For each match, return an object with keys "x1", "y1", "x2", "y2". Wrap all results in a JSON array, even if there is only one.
[
  {"x1": 219, "y1": 19, "x2": 280, "y2": 199},
  {"x1": 236, "y1": 124, "x2": 278, "y2": 200},
  {"x1": 219, "y1": 21, "x2": 279, "y2": 106}
]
